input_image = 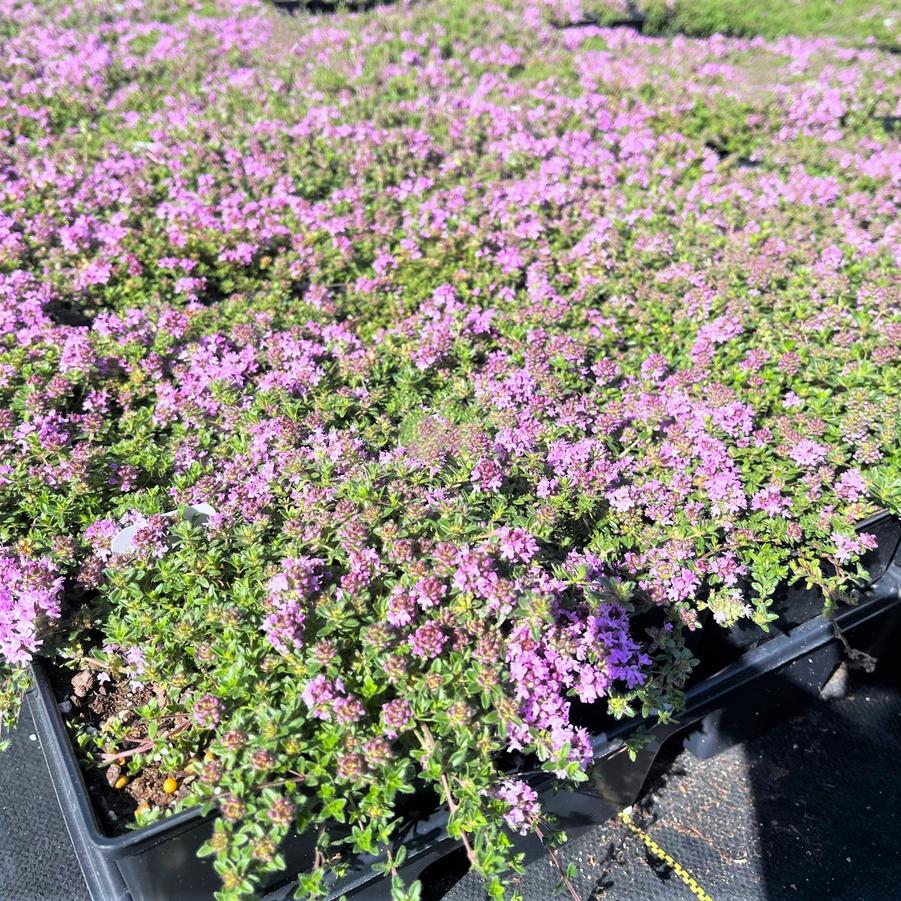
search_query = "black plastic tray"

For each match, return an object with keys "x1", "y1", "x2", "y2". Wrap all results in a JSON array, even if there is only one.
[{"x1": 27, "y1": 514, "x2": 901, "y2": 900}]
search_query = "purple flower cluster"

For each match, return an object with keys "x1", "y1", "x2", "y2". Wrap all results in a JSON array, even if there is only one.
[
  {"x1": 192, "y1": 693, "x2": 224, "y2": 729},
  {"x1": 506, "y1": 599, "x2": 650, "y2": 766},
  {"x1": 263, "y1": 603, "x2": 306, "y2": 656},
  {"x1": 495, "y1": 527, "x2": 539, "y2": 563},
  {"x1": 381, "y1": 699, "x2": 415, "y2": 739},
  {"x1": 263, "y1": 557, "x2": 324, "y2": 654},
  {"x1": 789, "y1": 439, "x2": 829, "y2": 467},
  {"x1": 0, "y1": 551, "x2": 63, "y2": 666},
  {"x1": 301, "y1": 675, "x2": 344, "y2": 720},
  {"x1": 832, "y1": 531, "x2": 878, "y2": 565},
  {"x1": 129, "y1": 516, "x2": 171, "y2": 562},
  {"x1": 494, "y1": 778, "x2": 541, "y2": 835},
  {"x1": 408, "y1": 621, "x2": 448, "y2": 660},
  {"x1": 301, "y1": 675, "x2": 364, "y2": 724}
]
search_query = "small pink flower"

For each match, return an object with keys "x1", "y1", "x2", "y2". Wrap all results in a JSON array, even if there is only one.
[{"x1": 789, "y1": 440, "x2": 828, "y2": 467}]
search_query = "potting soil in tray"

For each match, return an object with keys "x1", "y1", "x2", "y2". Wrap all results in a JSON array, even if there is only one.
[{"x1": 47, "y1": 662, "x2": 195, "y2": 834}]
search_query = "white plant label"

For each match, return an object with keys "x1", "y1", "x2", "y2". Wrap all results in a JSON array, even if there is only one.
[{"x1": 109, "y1": 503, "x2": 217, "y2": 556}]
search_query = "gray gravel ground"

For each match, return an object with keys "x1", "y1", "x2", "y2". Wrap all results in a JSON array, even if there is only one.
[
  {"x1": 0, "y1": 703, "x2": 90, "y2": 901},
  {"x1": 3, "y1": 667, "x2": 899, "y2": 901}
]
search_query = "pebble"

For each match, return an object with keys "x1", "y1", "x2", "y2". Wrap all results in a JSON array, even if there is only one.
[{"x1": 71, "y1": 670, "x2": 94, "y2": 698}]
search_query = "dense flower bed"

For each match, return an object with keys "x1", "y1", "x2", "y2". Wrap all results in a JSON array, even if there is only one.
[{"x1": 0, "y1": 0, "x2": 898, "y2": 897}]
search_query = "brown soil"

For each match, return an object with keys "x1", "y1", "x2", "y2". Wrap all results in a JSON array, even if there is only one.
[{"x1": 48, "y1": 663, "x2": 200, "y2": 836}]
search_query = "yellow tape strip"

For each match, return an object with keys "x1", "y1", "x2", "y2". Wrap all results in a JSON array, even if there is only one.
[{"x1": 618, "y1": 810, "x2": 714, "y2": 901}]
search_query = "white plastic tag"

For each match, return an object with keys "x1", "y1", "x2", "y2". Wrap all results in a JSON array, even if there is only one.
[{"x1": 109, "y1": 503, "x2": 217, "y2": 556}]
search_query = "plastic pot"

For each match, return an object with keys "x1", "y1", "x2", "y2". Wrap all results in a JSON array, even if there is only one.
[
  {"x1": 27, "y1": 515, "x2": 901, "y2": 900},
  {"x1": 270, "y1": 1, "x2": 303, "y2": 14}
]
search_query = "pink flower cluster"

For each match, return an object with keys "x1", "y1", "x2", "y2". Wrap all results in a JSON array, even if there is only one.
[
  {"x1": 494, "y1": 778, "x2": 541, "y2": 835},
  {"x1": 302, "y1": 675, "x2": 365, "y2": 724},
  {"x1": 263, "y1": 557, "x2": 325, "y2": 654},
  {"x1": 507, "y1": 598, "x2": 650, "y2": 766},
  {"x1": 0, "y1": 551, "x2": 63, "y2": 666}
]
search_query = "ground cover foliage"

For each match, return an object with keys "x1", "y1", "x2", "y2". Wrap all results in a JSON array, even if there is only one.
[{"x1": 0, "y1": 0, "x2": 899, "y2": 897}]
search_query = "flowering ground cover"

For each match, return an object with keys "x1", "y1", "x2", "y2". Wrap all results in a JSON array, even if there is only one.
[{"x1": 0, "y1": 0, "x2": 899, "y2": 897}]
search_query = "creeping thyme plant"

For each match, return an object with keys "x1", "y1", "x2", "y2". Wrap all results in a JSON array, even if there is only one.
[{"x1": 0, "y1": 0, "x2": 899, "y2": 896}]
